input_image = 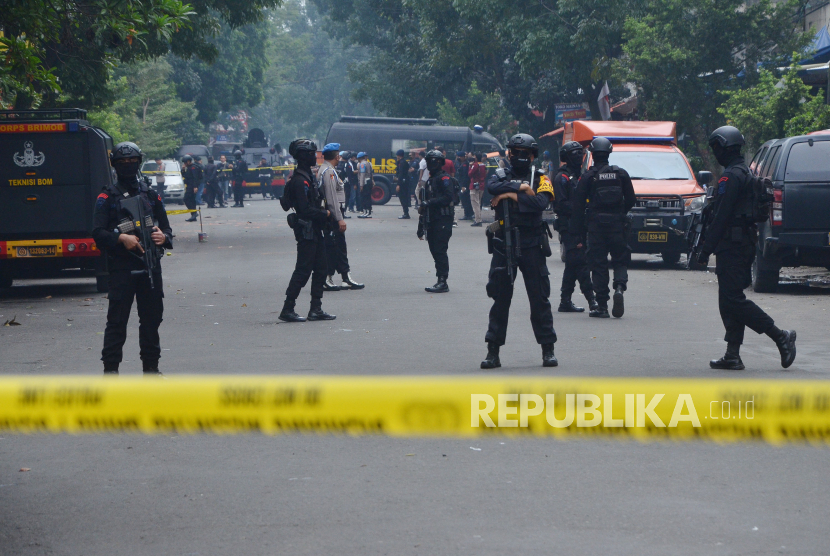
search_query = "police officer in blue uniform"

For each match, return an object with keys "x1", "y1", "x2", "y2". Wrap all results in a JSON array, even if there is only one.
[
  {"x1": 417, "y1": 150, "x2": 455, "y2": 293},
  {"x1": 697, "y1": 126, "x2": 796, "y2": 370},
  {"x1": 278, "y1": 139, "x2": 336, "y2": 323},
  {"x1": 481, "y1": 133, "x2": 558, "y2": 369},
  {"x1": 571, "y1": 137, "x2": 636, "y2": 319},
  {"x1": 553, "y1": 141, "x2": 596, "y2": 313},
  {"x1": 92, "y1": 142, "x2": 173, "y2": 374}
]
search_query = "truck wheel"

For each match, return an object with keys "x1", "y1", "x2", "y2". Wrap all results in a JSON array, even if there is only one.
[
  {"x1": 96, "y1": 275, "x2": 109, "y2": 293},
  {"x1": 371, "y1": 179, "x2": 391, "y2": 205},
  {"x1": 661, "y1": 251, "x2": 681, "y2": 266},
  {"x1": 752, "y1": 246, "x2": 780, "y2": 293},
  {"x1": 0, "y1": 274, "x2": 12, "y2": 289}
]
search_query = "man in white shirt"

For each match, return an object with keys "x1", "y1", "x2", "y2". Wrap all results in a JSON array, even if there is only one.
[{"x1": 414, "y1": 150, "x2": 428, "y2": 208}]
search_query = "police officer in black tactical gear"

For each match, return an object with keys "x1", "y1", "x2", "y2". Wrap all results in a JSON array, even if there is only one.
[
  {"x1": 481, "y1": 133, "x2": 558, "y2": 369},
  {"x1": 231, "y1": 149, "x2": 248, "y2": 207},
  {"x1": 278, "y1": 139, "x2": 337, "y2": 323},
  {"x1": 572, "y1": 137, "x2": 636, "y2": 319},
  {"x1": 92, "y1": 142, "x2": 173, "y2": 375},
  {"x1": 698, "y1": 126, "x2": 796, "y2": 370},
  {"x1": 553, "y1": 141, "x2": 597, "y2": 313},
  {"x1": 417, "y1": 149, "x2": 455, "y2": 293},
  {"x1": 181, "y1": 154, "x2": 201, "y2": 222},
  {"x1": 395, "y1": 149, "x2": 411, "y2": 219}
]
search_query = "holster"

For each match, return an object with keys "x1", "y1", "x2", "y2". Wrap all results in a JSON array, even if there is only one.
[
  {"x1": 300, "y1": 218, "x2": 313, "y2": 240},
  {"x1": 541, "y1": 228, "x2": 552, "y2": 258}
]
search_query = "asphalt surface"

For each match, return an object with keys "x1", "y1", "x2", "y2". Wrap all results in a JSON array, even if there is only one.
[{"x1": 2, "y1": 197, "x2": 829, "y2": 555}]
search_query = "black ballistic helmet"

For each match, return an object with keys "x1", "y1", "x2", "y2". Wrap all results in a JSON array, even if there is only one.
[
  {"x1": 588, "y1": 137, "x2": 613, "y2": 155},
  {"x1": 425, "y1": 149, "x2": 445, "y2": 172},
  {"x1": 233, "y1": 149, "x2": 243, "y2": 159},
  {"x1": 559, "y1": 141, "x2": 584, "y2": 163},
  {"x1": 506, "y1": 133, "x2": 539, "y2": 157},
  {"x1": 110, "y1": 142, "x2": 144, "y2": 182},
  {"x1": 181, "y1": 154, "x2": 193, "y2": 163},
  {"x1": 110, "y1": 141, "x2": 144, "y2": 164},
  {"x1": 288, "y1": 138, "x2": 318, "y2": 158},
  {"x1": 708, "y1": 126, "x2": 745, "y2": 149}
]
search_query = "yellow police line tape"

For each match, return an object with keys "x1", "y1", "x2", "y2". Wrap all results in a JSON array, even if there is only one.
[
  {"x1": 165, "y1": 208, "x2": 199, "y2": 215},
  {"x1": 1, "y1": 376, "x2": 829, "y2": 443}
]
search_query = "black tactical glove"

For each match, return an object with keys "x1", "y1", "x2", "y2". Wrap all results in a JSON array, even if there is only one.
[
  {"x1": 418, "y1": 203, "x2": 428, "y2": 215},
  {"x1": 697, "y1": 250, "x2": 711, "y2": 267}
]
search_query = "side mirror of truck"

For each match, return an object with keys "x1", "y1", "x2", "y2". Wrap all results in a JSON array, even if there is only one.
[{"x1": 696, "y1": 171, "x2": 713, "y2": 185}]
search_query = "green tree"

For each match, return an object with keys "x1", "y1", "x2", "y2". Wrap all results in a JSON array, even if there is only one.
[
  {"x1": 622, "y1": 0, "x2": 808, "y2": 172},
  {"x1": 0, "y1": 0, "x2": 283, "y2": 109},
  {"x1": 436, "y1": 81, "x2": 516, "y2": 141},
  {"x1": 169, "y1": 20, "x2": 270, "y2": 125},
  {"x1": 247, "y1": 0, "x2": 376, "y2": 146},
  {"x1": 88, "y1": 59, "x2": 207, "y2": 157}
]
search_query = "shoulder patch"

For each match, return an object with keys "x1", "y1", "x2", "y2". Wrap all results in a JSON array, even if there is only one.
[
  {"x1": 537, "y1": 175, "x2": 554, "y2": 197},
  {"x1": 97, "y1": 193, "x2": 109, "y2": 200}
]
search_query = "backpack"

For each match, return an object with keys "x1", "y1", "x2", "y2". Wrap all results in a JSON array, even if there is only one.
[
  {"x1": 739, "y1": 167, "x2": 774, "y2": 224},
  {"x1": 590, "y1": 165, "x2": 624, "y2": 213}
]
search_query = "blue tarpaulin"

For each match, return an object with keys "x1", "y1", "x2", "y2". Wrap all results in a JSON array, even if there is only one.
[{"x1": 802, "y1": 25, "x2": 830, "y2": 65}]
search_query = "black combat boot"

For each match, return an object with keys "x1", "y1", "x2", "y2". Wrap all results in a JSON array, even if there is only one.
[
  {"x1": 588, "y1": 298, "x2": 599, "y2": 313},
  {"x1": 767, "y1": 327, "x2": 797, "y2": 369},
  {"x1": 323, "y1": 276, "x2": 341, "y2": 291},
  {"x1": 143, "y1": 361, "x2": 163, "y2": 376},
  {"x1": 589, "y1": 304, "x2": 610, "y2": 318},
  {"x1": 425, "y1": 276, "x2": 449, "y2": 293},
  {"x1": 308, "y1": 307, "x2": 336, "y2": 321},
  {"x1": 480, "y1": 343, "x2": 501, "y2": 369},
  {"x1": 558, "y1": 299, "x2": 585, "y2": 313},
  {"x1": 341, "y1": 272, "x2": 365, "y2": 290},
  {"x1": 103, "y1": 363, "x2": 119, "y2": 375},
  {"x1": 710, "y1": 343, "x2": 744, "y2": 370},
  {"x1": 611, "y1": 285, "x2": 625, "y2": 318},
  {"x1": 279, "y1": 301, "x2": 306, "y2": 323},
  {"x1": 542, "y1": 343, "x2": 558, "y2": 367}
]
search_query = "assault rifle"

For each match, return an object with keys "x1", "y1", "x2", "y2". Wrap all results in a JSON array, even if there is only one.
[
  {"x1": 118, "y1": 190, "x2": 161, "y2": 289},
  {"x1": 418, "y1": 185, "x2": 429, "y2": 241},
  {"x1": 686, "y1": 185, "x2": 715, "y2": 270}
]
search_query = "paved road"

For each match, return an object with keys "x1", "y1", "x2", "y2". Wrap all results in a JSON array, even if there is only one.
[{"x1": 2, "y1": 199, "x2": 829, "y2": 555}]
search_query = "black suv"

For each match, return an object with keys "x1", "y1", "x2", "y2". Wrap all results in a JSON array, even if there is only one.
[{"x1": 748, "y1": 133, "x2": 830, "y2": 292}]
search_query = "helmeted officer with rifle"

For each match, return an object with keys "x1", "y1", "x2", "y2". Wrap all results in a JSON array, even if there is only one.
[
  {"x1": 481, "y1": 133, "x2": 557, "y2": 369},
  {"x1": 231, "y1": 149, "x2": 248, "y2": 207},
  {"x1": 181, "y1": 154, "x2": 201, "y2": 222},
  {"x1": 571, "y1": 137, "x2": 636, "y2": 319},
  {"x1": 92, "y1": 142, "x2": 173, "y2": 375},
  {"x1": 417, "y1": 149, "x2": 455, "y2": 293},
  {"x1": 278, "y1": 138, "x2": 337, "y2": 323},
  {"x1": 553, "y1": 141, "x2": 597, "y2": 313},
  {"x1": 696, "y1": 126, "x2": 796, "y2": 370}
]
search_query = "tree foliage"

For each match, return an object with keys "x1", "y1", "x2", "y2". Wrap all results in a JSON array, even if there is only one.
[
  {"x1": 621, "y1": 0, "x2": 809, "y2": 171},
  {"x1": 87, "y1": 59, "x2": 207, "y2": 158},
  {"x1": 718, "y1": 59, "x2": 830, "y2": 153},
  {"x1": 247, "y1": 1, "x2": 375, "y2": 146},
  {"x1": 437, "y1": 81, "x2": 516, "y2": 141},
  {"x1": 0, "y1": 0, "x2": 283, "y2": 109}
]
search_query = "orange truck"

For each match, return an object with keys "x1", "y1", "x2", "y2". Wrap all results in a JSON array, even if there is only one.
[{"x1": 562, "y1": 121, "x2": 711, "y2": 264}]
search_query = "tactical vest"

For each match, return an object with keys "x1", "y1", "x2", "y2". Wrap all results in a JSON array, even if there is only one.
[{"x1": 590, "y1": 165, "x2": 625, "y2": 214}]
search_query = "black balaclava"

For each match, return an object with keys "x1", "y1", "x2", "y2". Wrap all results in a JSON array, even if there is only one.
[{"x1": 509, "y1": 148, "x2": 532, "y2": 177}]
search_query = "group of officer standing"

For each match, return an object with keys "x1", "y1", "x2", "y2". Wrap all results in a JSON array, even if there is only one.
[{"x1": 94, "y1": 122, "x2": 797, "y2": 374}]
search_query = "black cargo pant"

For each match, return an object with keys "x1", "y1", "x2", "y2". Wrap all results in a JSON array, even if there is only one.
[
  {"x1": 284, "y1": 234, "x2": 327, "y2": 311},
  {"x1": 101, "y1": 270, "x2": 164, "y2": 367},
  {"x1": 716, "y1": 243, "x2": 775, "y2": 345},
  {"x1": 485, "y1": 240, "x2": 556, "y2": 347},
  {"x1": 586, "y1": 226, "x2": 631, "y2": 306},
  {"x1": 205, "y1": 180, "x2": 224, "y2": 207},
  {"x1": 398, "y1": 181, "x2": 410, "y2": 216},
  {"x1": 427, "y1": 215, "x2": 453, "y2": 278},
  {"x1": 325, "y1": 229, "x2": 350, "y2": 277},
  {"x1": 361, "y1": 181, "x2": 373, "y2": 214},
  {"x1": 183, "y1": 185, "x2": 197, "y2": 213},
  {"x1": 232, "y1": 180, "x2": 245, "y2": 205},
  {"x1": 460, "y1": 187, "x2": 474, "y2": 218},
  {"x1": 560, "y1": 232, "x2": 593, "y2": 302}
]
